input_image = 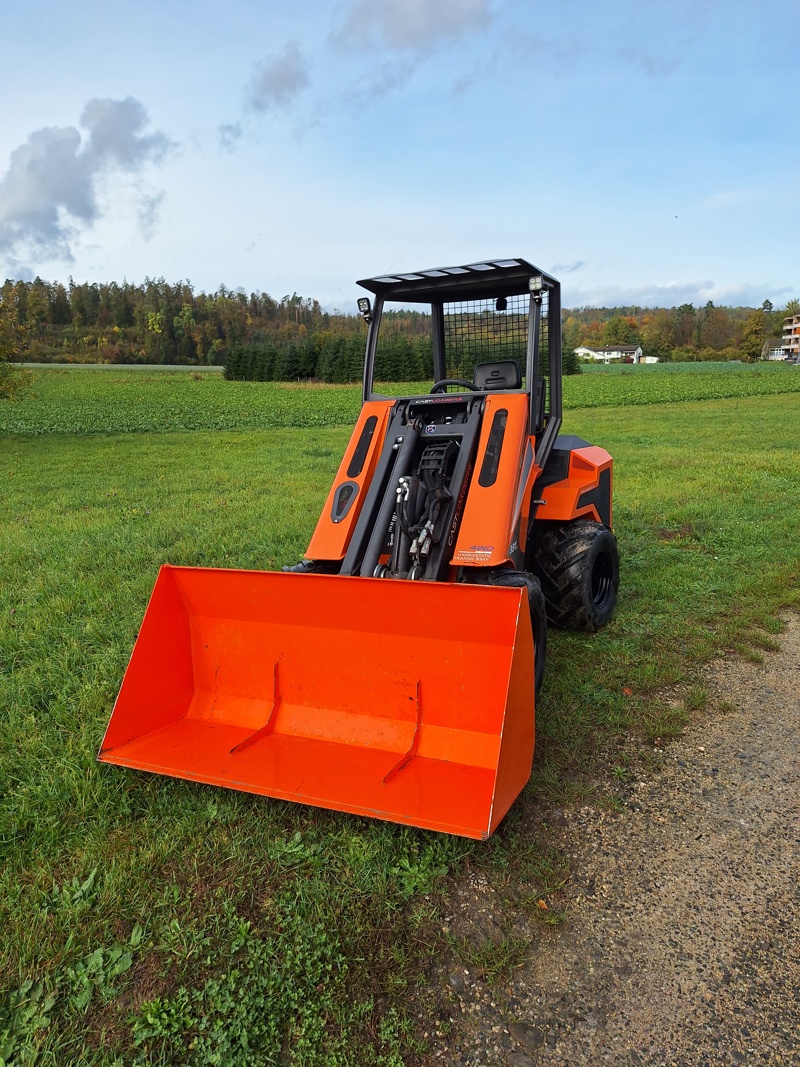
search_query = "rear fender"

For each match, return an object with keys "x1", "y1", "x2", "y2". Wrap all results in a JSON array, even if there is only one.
[{"x1": 534, "y1": 445, "x2": 613, "y2": 526}]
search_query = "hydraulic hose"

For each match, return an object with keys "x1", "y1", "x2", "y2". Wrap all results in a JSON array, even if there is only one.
[{"x1": 360, "y1": 426, "x2": 419, "y2": 577}]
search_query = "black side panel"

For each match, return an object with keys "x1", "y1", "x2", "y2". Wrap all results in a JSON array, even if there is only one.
[
  {"x1": 534, "y1": 435, "x2": 592, "y2": 490},
  {"x1": 346, "y1": 415, "x2": 378, "y2": 478},
  {"x1": 577, "y1": 467, "x2": 611, "y2": 527},
  {"x1": 552, "y1": 434, "x2": 590, "y2": 451},
  {"x1": 478, "y1": 409, "x2": 508, "y2": 487}
]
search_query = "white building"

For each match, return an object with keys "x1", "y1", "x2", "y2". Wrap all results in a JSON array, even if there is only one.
[
  {"x1": 575, "y1": 344, "x2": 650, "y2": 364},
  {"x1": 762, "y1": 337, "x2": 786, "y2": 360},
  {"x1": 782, "y1": 315, "x2": 800, "y2": 359}
]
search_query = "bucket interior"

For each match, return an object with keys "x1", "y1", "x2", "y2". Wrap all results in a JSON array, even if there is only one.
[{"x1": 100, "y1": 567, "x2": 535, "y2": 838}]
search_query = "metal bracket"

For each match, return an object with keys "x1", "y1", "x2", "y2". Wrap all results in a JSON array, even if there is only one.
[
  {"x1": 230, "y1": 659, "x2": 282, "y2": 756},
  {"x1": 383, "y1": 679, "x2": 422, "y2": 785}
]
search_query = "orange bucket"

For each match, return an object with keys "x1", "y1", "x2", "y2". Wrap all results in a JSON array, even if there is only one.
[{"x1": 99, "y1": 566, "x2": 535, "y2": 839}]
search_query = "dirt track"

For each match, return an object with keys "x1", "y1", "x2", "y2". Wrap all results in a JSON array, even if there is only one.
[{"x1": 434, "y1": 617, "x2": 800, "y2": 1065}]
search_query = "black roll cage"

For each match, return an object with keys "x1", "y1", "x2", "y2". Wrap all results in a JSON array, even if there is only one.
[{"x1": 356, "y1": 258, "x2": 562, "y2": 469}]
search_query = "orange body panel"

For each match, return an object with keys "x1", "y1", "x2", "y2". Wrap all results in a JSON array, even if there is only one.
[
  {"x1": 452, "y1": 393, "x2": 530, "y2": 568},
  {"x1": 100, "y1": 566, "x2": 536, "y2": 839},
  {"x1": 534, "y1": 445, "x2": 613, "y2": 526},
  {"x1": 306, "y1": 401, "x2": 393, "y2": 561}
]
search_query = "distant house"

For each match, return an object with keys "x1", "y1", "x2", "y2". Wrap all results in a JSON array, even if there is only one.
[
  {"x1": 762, "y1": 337, "x2": 786, "y2": 361},
  {"x1": 782, "y1": 314, "x2": 800, "y2": 360},
  {"x1": 575, "y1": 344, "x2": 647, "y2": 364}
]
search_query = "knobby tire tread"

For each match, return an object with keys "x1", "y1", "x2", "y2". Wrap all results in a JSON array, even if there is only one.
[{"x1": 528, "y1": 519, "x2": 619, "y2": 633}]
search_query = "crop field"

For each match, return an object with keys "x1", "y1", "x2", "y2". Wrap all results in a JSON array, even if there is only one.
[
  {"x1": 581, "y1": 359, "x2": 775, "y2": 373},
  {"x1": 1, "y1": 368, "x2": 799, "y2": 1065},
  {"x1": 0, "y1": 361, "x2": 798, "y2": 435}
]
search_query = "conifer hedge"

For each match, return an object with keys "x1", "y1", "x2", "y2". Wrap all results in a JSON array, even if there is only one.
[{"x1": 225, "y1": 332, "x2": 434, "y2": 383}]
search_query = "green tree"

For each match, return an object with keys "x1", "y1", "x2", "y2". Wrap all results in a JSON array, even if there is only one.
[
  {"x1": 561, "y1": 326, "x2": 582, "y2": 374},
  {"x1": 49, "y1": 283, "x2": 71, "y2": 325},
  {"x1": 672, "y1": 303, "x2": 696, "y2": 349},
  {"x1": 740, "y1": 310, "x2": 766, "y2": 362},
  {"x1": 25, "y1": 281, "x2": 50, "y2": 338},
  {"x1": 698, "y1": 301, "x2": 733, "y2": 351},
  {"x1": 173, "y1": 303, "x2": 198, "y2": 363},
  {"x1": 561, "y1": 314, "x2": 582, "y2": 363},
  {"x1": 0, "y1": 286, "x2": 31, "y2": 398},
  {"x1": 143, "y1": 308, "x2": 170, "y2": 362},
  {"x1": 640, "y1": 310, "x2": 674, "y2": 361},
  {"x1": 760, "y1": 298, "x2": 786, "y2": 339},
  {"x1": 602, "y1": 315, "x2": 639, "y2": 346}
]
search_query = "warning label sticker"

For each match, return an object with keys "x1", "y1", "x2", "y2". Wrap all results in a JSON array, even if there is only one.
[{"x1": 453, "y1": 550, "x2": 493, "y2": 563}]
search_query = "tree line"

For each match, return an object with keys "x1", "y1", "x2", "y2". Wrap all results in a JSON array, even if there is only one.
[
  {"x1": 0, "y1": 277, "x2": 339, "y2": 367},
  {"x1": 2, "y1": 277, "x2": 798, "y2": 385},
  {"x1": 563, "y1": 299, "x2": 798, "y2": 363}
]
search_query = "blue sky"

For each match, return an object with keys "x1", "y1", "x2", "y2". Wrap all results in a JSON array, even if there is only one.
[{"x1": 1, "y1": 0, "x2": 797, "y2": 311}]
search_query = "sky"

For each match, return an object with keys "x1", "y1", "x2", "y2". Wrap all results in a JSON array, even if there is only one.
[{"x1": 1, "y1": 0, "x2": 798, "y2": 312}]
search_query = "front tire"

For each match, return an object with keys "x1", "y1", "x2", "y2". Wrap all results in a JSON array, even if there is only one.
[
  {"x1": 529, "y1": 520, "x2": 619, "y2": 632},
  {"x1": 483, "y1": 570, "x2": 547, "y2": 697}
]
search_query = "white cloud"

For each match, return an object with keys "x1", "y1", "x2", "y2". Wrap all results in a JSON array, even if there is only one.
[
  {"x1": 247, "y1": 41, "x2": 310, "y2": 113},
  {"x1": 218, "y1": 122, "x2": 243, "y2": 151},
  {"x1": 81, "y1": 97, "x2": 172, "y2": 168},
  {"x1": 137, "y1": 190, "x2": 166, "y2": 241},
  {"x1": 618, "y1": 45, "x2": 679, "y2": 78},
  {"x1": 563, "y1": 279, "x2": 792, "y2": 309},
  {"x1": 0, "y1": 97, "x2": 173, "y2": 266},
  {"x1": 551, "y1": 260, "x2": 585, "y2": 274},
  {"x1": 331, "y1": 0, "x2": 493, "y2": 52}
]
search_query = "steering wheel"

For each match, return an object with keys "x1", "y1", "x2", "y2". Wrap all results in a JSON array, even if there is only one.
[{"x1": 430, "y1": 378, "x2": 479, "y2": 393}]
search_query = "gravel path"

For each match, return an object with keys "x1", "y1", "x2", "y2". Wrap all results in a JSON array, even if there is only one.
[{"x1": 432, "y1": 616, "x2": 800, "y2": 1066}]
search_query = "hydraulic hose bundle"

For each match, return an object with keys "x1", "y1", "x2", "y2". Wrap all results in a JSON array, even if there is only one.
[{"x1": 391, "y1": 438, "x2": 459, "y2": 579}]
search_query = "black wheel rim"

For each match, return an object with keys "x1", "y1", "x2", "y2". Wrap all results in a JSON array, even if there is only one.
[{"x1": 591, "y1": 551, "x2": 615, "y2": 609}]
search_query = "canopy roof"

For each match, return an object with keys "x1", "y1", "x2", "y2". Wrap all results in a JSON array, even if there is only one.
[{"x1": 357, "y1": 258, "x2": 554, "y2": 303}]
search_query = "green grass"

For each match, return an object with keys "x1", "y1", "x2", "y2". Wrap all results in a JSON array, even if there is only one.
[
  {"x1": 1, "y1": 429, "x2": 470, "y2": 1065},
  {"x1": 1, "y1": 362, "x2": 798, "y2": 435},
  {"x1": 530, "y1": 391, "x2": 800, "y2": 785},
  {"x1": 1, "y1": 375, "x2": 799, "y2": 1064}
]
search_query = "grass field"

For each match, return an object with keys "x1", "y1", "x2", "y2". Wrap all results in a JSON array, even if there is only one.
[{"x1": 2, "y1": 368, "x2": 799, "y2": 1064}]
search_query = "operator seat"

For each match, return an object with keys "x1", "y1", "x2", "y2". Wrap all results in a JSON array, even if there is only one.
[{"x1": 472, "y1": 360, "x2": 522, "y2": 390}]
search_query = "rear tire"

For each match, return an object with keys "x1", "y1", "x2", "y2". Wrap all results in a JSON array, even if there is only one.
[
  {"x1": 529, "y1": 520, "x2": 619, "y2": 632},
  {"x1": 483, "y1": 570, "x2": 547, "y2": 697}
]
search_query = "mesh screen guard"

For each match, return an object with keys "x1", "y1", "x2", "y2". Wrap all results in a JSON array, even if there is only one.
[{"x1": 372, "y1": 291, "x2": 550, "y2": 391}]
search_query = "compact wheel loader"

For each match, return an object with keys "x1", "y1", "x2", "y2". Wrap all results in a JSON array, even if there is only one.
[{"x1": 100, "y1": 259, "x2": 619, "y2": 839}]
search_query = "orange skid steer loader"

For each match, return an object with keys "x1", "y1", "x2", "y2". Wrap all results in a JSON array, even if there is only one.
[{"x1": 100, "y1": 259, "x2": 619, "y2": 839}]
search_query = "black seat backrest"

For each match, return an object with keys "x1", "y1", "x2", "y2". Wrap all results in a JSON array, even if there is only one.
[{"x1": 472, "y1": 360, "x2": 521, "y2": 390}]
